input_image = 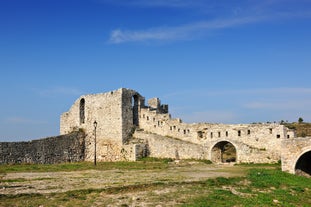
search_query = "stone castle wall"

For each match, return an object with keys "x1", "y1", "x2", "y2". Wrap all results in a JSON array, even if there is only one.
[
  {"x1": 281, "y1": 137, "x2": 311, "y2": 173},
  {"x1": 137, "y1": 100, "x2": 295, "y2": 163},
  {"x1": 0, "y1": 131, "x2": 85, "y2": 164},
  {"x1": 60, "y1": 88, "x2": 145, "y2": 162},
  {"x1": 2, "y1": 87, "x2": 311, "y2": 174},
  {"x1": 133, "y1": 130, "x2": 207, "y2": 160}
]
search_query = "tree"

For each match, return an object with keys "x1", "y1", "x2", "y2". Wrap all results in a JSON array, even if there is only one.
[{"x1": 298, "y1": 117, "x2": 304, "y2": 124}]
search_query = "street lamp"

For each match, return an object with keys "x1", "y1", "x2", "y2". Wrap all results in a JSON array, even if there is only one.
[{"x1": 93, "y1": 120, "x2": 97, "y2": 166}]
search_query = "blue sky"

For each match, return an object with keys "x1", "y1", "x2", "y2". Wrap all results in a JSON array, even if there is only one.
[{"x1": 1, "y1": 0, "x2": 311, "y2": 141}]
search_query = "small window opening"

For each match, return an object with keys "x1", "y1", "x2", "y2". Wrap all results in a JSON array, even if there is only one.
[
  {"x1": 238, "y1": 130, "x2": 241, "y2": 136},
  {"x1": 79, "y1": 98, "x2": 85, "y2": 124},
  {"x1": 170, "y1": 126, "x2": 172, "y2": 130},
  {"x1": 147, "y1": 116, "x2": 149, "y2": 121},
  {"x1": 184, "y1": 130, "x2": 186, "y2": 134},
  {"x1": 269, "y1": 128, "x2": 273, "y2": 134},
  {"x1": 248, "y1": 130, "x2": 251, "y2": 135},
  {"x1": 287, "y1": 135, "x2": 290, "y2": 138},
  {"x1": 226, "y1": 131, "x2": 228, "y2": 137},
  {"x1": 211, "y1": 132, "x2": 213, "y2": 138},
  {"x1": 197, "y1": 131, "x2": 203, "y2": 138},
  {"x1": 276, "y1": 134, "x2": 281, "y2": 138},
  {"x1": 218, "y1": 132, "x2": 221, "y2": 137}
]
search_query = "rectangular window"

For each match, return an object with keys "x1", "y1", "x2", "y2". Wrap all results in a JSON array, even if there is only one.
[
  {"x1": 276, "y1": 134, "x2": 281, "y2": 138},
  {"x1": 248, "y1": 130, "x2": 251, "y2": 135},
  {"x1": 218, "y1": 132, "x2": 221, "y2": 137},
  {"x1": 238, "y1": 130, "x2": 241, "y2": 136},
  {"x1": 226, "y1": 131, "x2": 228, "y2": 137},
  {"x1": 197, "y1": 131, "x2": 203, "y2": 138},
  {"x1": 211, "y1": 132, "x2": 213, "y2": 138}
]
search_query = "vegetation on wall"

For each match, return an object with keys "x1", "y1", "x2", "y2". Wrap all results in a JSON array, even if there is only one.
[{"x1": 282, "y1": 121, "x2": 311, "y2": 137}]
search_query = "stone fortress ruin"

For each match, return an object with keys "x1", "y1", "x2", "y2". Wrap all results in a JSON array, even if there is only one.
[{"x1": 1, "y1": 88, "x2": 311, "y2": 176}]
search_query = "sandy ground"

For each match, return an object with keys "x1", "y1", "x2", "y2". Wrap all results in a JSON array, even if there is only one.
[{"x1": 0, "y1": 162, "x2": 244, "y2": 195}]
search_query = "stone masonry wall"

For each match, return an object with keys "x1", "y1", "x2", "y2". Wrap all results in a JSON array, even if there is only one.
[
  {"x1": 60, "y1": 88, "x2": 145, "y2": 162},
  {"x1": 2, "y1": 88, "x2": 310, "y2": 168},
  {"x1": 133, "y1": 130, "x2": 207, "y2": 160},
  {"x1": 282, "y1": 137, "x2": 311, "y2": 174},
  {"x1": 60, "y1": 89, "x2": 124, "y2": 162},
  {"x1": 138, "y1": 102, "x2": 293, "y2": 163},
  {"x1": 0, "y1": 131, "x2": 85, "y2": 164}
]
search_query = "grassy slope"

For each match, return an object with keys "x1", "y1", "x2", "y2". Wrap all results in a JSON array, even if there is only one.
[{"x1": 283, "y1": 122, "x2": 311, "y2": 137}]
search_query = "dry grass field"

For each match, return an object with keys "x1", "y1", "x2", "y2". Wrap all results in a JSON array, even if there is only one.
[{"x1": 0, "y1": 160, "x2": 310, "y2": 206}]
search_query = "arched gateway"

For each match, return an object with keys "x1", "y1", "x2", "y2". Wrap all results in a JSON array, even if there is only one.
[
  {"x1": 211, "y1": 141, "x2": 237, "y2": 163},
  {"x1": 282, "y1": 139, "x2": 311, "y2": 175},
  {"x1": 295, "y1": 150, "x2": 311, "y2": 176}
]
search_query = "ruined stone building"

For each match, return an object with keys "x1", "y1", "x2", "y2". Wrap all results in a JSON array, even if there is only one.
[
  {"x1": 59, "y1": 88, "x2": 311, "y2": 175},
  {"x1": 1, "y1": 88, "x2": 311, "y2": 176}
]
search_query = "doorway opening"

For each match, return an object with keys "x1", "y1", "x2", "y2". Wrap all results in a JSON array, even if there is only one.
[
  {"x1": 295, "y1": 151, "x2": 311, "y2": 176},
  {"x1": 132, "y1": 95, "x2": 139, "y2": 126},
  {"x1": 211, "y1": 141, "x2": 237, "y2": 163}
]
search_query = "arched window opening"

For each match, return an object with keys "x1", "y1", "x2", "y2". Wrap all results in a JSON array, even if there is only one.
[
  {"x1": 295, "y1": 151, "x2": 311, "y2": 176},
  {"x1": 132, "y1": 95, "x2": 139, "y2": 126},
  {"x1": 211, "y1": 141, "x2": 237, "y2": 163},
  {"x1": 80, "y1": 98, "x2": 85, "y2": 124}
]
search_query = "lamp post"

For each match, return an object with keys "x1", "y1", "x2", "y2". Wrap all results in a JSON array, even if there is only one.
[{"x1": 93, "y1": 120, "x2": 97, "y2": 166}]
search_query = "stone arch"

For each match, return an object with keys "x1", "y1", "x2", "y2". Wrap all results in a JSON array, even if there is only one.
[
  {"x1": 211, "y1": 141, "x2": 237, "y2": 163},
  {"x1": 132, "y1": 95, "x2": 139, "y2": 126},
  {"x1": 294, "y1": 149, "x2": 311, "y2": 176},
  {"x1": 79, "y1": 98, "x2": 85, "y2": 124}
]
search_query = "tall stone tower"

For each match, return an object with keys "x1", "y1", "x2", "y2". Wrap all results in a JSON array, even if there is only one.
[{"x1": 60, "y1": 88, "x2": 144, "y2": 161}]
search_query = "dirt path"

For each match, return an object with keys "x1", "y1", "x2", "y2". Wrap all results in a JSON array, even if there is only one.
[{"x1": 0, "y1": 162, "x2": 245, "y2": 195}]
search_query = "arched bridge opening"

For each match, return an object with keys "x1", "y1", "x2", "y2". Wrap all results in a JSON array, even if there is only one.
[
  {"x1": 211, "y1": 141, "x2": 237, "y2": 163},
  {"x1": 295, "y1": 150, "x2": 311, "y2": 176}
]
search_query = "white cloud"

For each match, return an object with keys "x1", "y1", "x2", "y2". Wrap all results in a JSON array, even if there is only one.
[
  {"x1": 107, "y1": 0, "x2": 311, "y2": 44},
  {"x1": 145, "y1": 87, "x2": 311, "y2": 123},
  {"x1": 163, "y1": 87, "x2": 311, "y2": 99},
  {"x1": 244, "y1": 100, "x2": 311, "y2": 110},
  {"x1": 109, "y1": 28, "x2": 183, "y2": 44},
  {"x1": 108, "y1": 16, "x2": 265, "y2": 44}
]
